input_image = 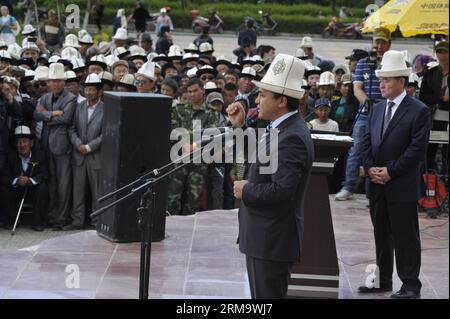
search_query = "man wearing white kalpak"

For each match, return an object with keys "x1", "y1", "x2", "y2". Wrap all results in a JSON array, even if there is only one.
[{"x1": 227, "y1": 54, "x2": 314, "y2": 298}]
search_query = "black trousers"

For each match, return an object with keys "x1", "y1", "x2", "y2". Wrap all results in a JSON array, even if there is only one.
[
  {"x1": 245, "y1": 255, "x2": 293, "y2": 299},
  {"x1": 0, "y1": 183, "x2": 49, "y2": 227},
  {"x1": 369, "y1": 196, "x2": 422, "y2": 292}
]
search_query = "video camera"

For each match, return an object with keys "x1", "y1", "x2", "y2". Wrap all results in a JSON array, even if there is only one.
[{"x1": 367, "y1": 48, "x2": 377, "y2": 71}]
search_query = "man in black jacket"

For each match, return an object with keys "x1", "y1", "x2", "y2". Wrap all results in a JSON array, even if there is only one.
[
  {"x1": 0, "y1": 126, "x2": 49, "y2": 231},
  {"x1": 227, "y1": 54, "x2": 314, "y2": 298},
  {"x1": 419, "y1": 40, "x2": 449, "y2": 171}
]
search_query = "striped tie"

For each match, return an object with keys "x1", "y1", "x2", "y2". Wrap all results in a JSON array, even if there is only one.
[{"x1": 382, "y1": 101, "x2": 395, "y2": 137}]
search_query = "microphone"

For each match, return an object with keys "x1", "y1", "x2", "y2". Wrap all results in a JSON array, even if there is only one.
[
  {"x1": 192, "y1": 127, "x2": 233, "y2": 146},
  {"x1": 192, "y1": 127, "x2": 230, "y2": 135}
]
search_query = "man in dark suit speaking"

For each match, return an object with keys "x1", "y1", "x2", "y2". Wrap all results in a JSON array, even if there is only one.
[
  {"x1": 227, "y1": 54, "x2": 314, "y2": 299},
  {"x1": 360, "y1": 50, "x2": 431, "y2": 299}
]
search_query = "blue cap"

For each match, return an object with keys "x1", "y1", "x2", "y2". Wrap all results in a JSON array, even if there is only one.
[{"x1": 315, "y1": 98, "x2": 331, "y2": 108}]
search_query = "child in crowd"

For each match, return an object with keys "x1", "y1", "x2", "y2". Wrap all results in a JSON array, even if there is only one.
[{"x1": 309, "y1": 98, "x2": 339, "y2": 132}]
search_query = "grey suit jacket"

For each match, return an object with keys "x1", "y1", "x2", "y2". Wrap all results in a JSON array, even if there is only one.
[
  {"x1": 34, "y1": 90, "x2": 77, "y2": 156},
  {"x1": 69, "y1": 100, "x2": 104, "y2": 169}
]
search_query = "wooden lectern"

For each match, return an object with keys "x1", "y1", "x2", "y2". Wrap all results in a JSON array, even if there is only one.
[{"x1": 288, "y1": 133, "x2": 353, "y2": 299}]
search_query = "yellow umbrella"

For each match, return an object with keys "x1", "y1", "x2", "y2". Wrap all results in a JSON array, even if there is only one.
[{"x1": 362, "y1": 0, "x2": 449, "y2": 37}]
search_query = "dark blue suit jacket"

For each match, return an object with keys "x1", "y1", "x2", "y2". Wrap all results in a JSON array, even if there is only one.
[
  {"x1": 363, "y1": 94, "x2": 431, "y2": 202},
  {"x1": 239, "y1": 113, "x2": 314, "y2": 262}
]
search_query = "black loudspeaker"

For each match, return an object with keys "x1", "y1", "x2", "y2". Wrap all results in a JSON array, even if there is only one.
[{"x1": 97, "y1": 92, "x2": 172, "y2": 242}]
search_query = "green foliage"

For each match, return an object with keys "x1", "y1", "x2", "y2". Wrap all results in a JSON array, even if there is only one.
[{"x1": 16, "y1": 0, "x2": 364, "y2": 34}]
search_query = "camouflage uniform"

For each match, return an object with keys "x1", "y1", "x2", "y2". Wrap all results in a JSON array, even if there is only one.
[{"x1": 167, "y1": 101, "x2": 218, "y2": 215}]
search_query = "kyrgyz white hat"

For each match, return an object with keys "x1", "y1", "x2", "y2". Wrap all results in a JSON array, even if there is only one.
[
  {"x1": 317, "y1": 71, "x2": 335, "y2": 86},
  {"x1": 48, "y1": 62, "x2": 67, "y2": 80},
  {"x1": 64, "y1": 70, "x2": 79, "y2": 82},
  {"x1": 14, "y1": 125, "x2": 33, "y2": 138},
  {"x1": 84, "y1": 73, "x2": 103, "y2": 87},
  {"x1": 48, "y1": 55, "x2": 61, "y2": 64},
  {"x1": 78, "y1": 34, "x2": 94, "y2": 45},
  {"x1": 105, "y1": 54, "x2": 119, "y2": 67},
  {"x1": 113, "y1": 28, "x2": 128, "y2": 40},
  {"x1": 375, "y1": 50, "x2": 412, "y2": 78},
  {"x1": 61, "y1": 46, "x2": 81, "y2": 60},
  {"x1": 34, "y1": 66, "x2": 49, "y2": 81},
  {"x1": 22, "y1": 24, "x2": 36, "y2": 35},
  {"x1": 136, "y1": 61, "x2": 156, "y2": 81},
  {"x1": 71, "y1": 58, "x2": 86, "y2": 71},
  {"x1": 199, "y1": 42, "x2": 214, "y2": 54},
  {"x1": 63, "y1": 34, "x2": 81, "y2": 48},
  {"x1": 300, "y1": 36, "x2": 313, "y2": 49},
  {"x1": 113, "y1": 46, "x2": 130, "y2": 58},
  {"x1": 147, "y1": 52, "x2": 159, "y2": 62},
  {"x1": 252, "y1": 53, "x2": 305, "y2": 99},
  {"x1": 116, "y1": 74, "x2": 136, "y2": 89},
  {"x1": 186, "y1": 66, "x2": 199, "y2": 78}
]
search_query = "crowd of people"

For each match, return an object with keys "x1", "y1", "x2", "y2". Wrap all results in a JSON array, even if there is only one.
[{"x1": 0, "y1": 3, "x2": 448, "y2": 233}]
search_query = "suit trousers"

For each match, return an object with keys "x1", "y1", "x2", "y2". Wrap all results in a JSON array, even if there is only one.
[
  {"x1": 72, "y1": 162, "x2": 100, "y2": 226},
  {"x1": 245, "y1": 255, "x2": 293, "y2": 299},
  {"x1": 0, "y1": 184, "x2": 49, "y2": 227},
  {"x1": 369, "y1": 195, "x2": 422, "y2": 292},
  {"x1": 47, "y1": 150, "x2": 72, "y2": 226}
]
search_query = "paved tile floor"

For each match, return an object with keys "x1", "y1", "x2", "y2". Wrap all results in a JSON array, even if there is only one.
[{"x1": 0, "y1": 195, "x2": 447, "y2": 299}]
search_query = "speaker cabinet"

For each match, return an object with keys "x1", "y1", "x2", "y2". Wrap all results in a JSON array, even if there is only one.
[{"x1": 97, "y1": 92, "x2": 172, "y2": 242}]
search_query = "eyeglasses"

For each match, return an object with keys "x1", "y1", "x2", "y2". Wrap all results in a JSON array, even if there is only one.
[
  {"x1": 134, "y1": 80, "x2": 153, "y2": 86},
  {"x1": 201, "y1": 76, "x2": 215, "y2": 81}
]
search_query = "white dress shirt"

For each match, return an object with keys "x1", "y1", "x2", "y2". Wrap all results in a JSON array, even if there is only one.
[{"x1": 386, "y1": 90, "x2": 407, "y2": 119}]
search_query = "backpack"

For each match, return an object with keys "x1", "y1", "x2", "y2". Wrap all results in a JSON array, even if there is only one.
[{"x1": 418, "y1": 170, "x2": 447, "y2": 211}]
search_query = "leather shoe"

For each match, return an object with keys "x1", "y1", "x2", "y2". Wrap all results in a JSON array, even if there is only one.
[
  {"x1": 390, "y1": 290, "x2": 420, "y2": 299},
  {"x1": 358, "y1": 286, "x2": 392, "y2": 293},
  {"x1": 52, "y1": 224, "x2": 64, "y2": 231},
  {"x1": 62, "y1": 224, "x2": 84, "y2": 231},
  {"x1": 32, "y1": 225, "x2": 44, "y2": 232}
]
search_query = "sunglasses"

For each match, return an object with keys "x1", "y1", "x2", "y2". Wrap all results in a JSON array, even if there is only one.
[
  {"x1": 201, "y1": 76, "x2": 215, "y2": 81},
  {"x1": 135, "y1": 80, "x2": 153, "y2": 86}
]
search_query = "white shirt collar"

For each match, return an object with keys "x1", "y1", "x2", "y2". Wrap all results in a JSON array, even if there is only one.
[
  {"x1": 388, "y1": 90, "x2": 407, "y2": 107},
  {"x1": 270, "y1": 110, "x2": 298, "y2": 129}
]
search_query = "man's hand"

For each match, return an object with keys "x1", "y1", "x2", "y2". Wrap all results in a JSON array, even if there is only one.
[
  {"x1": 226, "y1": 101, "x2": 246, "y2": 128},
  {"x1": 369, "y1": 167, "x2": 391, "y2": 184},
  {"x1": 233, "y1": 180, "x2": 248, "y2": 199},
  {"x1": 52, "y1": 110, "x2": 63, "y2": 117},
  {"x1": 17, "y1": 176, "x2": 30, "y2": 187},
  {"x1": 78, "y1": 144, "x2": 88, "y2": 156}
]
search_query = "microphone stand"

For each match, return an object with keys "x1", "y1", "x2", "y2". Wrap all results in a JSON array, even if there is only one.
[{"x1": 90, "y1": 132, "x2": 229, "y2": 299}]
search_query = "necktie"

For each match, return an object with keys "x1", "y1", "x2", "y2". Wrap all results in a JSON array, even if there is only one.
[
  {"x1": 382, "y1": 101, "x2": 395, "y2": 137},
  {"x1": 265, "y1": 123, "x2": 272, "y2": 134}
]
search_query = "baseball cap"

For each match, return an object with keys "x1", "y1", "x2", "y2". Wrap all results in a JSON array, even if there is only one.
[
  {"x1": 345, "y1": 49, "x2": 369, "y2": 61},
  {"x1": 315, "y1": 98, "x2": 331, "y2": 108},
  {"x1": 435, "y1": 40, "x2": 449, "y2": 53},
  {"x1": 373, "y1": 27, "x2": 391, "y2": 42}
]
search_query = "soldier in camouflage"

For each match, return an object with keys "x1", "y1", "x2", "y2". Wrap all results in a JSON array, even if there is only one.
[{"x1": 167, "y1": 78, "x2": 219, "y2": 215}]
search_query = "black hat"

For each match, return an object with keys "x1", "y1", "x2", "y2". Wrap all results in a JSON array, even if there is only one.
[
  {"x1": 345, "y1": 49, "x2": 369, "y2": 61},
  {"x1": 152, "y1": 54, "x2": 170, "y2": 63},
  {"x1": 304, "y1": 66, "x2": 322, "y2": 78},
  {"x1": 161, "y1": 63, "x2": 177, "y2": 76},
  {"x1": 14, "y1": 57, "x2": 35, "y2": 69},
  {"x1": 317, "y1": 59, "x2": 335, "y2": 72}
]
